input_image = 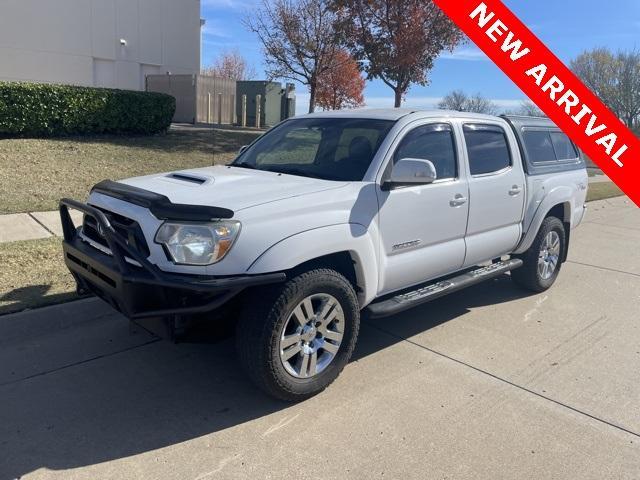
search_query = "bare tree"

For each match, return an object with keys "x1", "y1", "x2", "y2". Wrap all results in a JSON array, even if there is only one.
[
  {"x1": 504, "y1": 100, "x2": 546, "y2": 117},
  {"x1": 465, "y1": 93, "x2": 498, "y2": 115},
  {"x1": 245, "y1": 0, "x2": 342, "y2": 113},
  {"x1": 437, "y1": 90, "x2": 467, "y2": 111},
  {"x1": 614, "y1": 50, "x2": 640, "y2": 129},
  {"x1": 438, "y1": 90, "x2": 498, "y2": 115},
  {"x1": 335, "y1": 0, "x2": 464, "y2": 107},
  {"x1": 202, "y1": 49, "x2": 257, "y2": 80},
  {"x1": 571, "y1": 48, "x2": 640, "y2": 128}
]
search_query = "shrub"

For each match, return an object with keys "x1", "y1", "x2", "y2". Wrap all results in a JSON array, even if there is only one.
[{"x1": 0, "y1": 82, "x2": 175, "y2": 136}]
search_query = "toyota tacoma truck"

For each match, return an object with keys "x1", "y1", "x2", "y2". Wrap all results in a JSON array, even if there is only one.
[{"x1": 59, "y1": 110, "x2": 588, "y2": 401}]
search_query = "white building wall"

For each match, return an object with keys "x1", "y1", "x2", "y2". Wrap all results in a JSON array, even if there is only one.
[{"x1": 0, "y1": 0, "x2": 201, "y2": 91}]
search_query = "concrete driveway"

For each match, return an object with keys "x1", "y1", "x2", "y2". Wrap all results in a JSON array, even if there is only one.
[{"x1": 1, "y1": 196, "x2": 638, "y2": 480}]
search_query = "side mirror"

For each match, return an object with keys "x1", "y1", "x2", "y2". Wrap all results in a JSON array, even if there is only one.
[
  {"x1": 239, "y1": 145, "x2": 248, "y2": 154},
  {"x1": 383, "y1": 158, "x2": 437, "y2": 190}
]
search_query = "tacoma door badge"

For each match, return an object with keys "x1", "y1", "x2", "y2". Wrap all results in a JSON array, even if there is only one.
[{"x1": 392, "y1": 240, "x2": 422, "y2": 251}]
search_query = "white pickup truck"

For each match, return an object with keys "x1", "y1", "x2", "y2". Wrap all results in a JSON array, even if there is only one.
[{"x1": 60, "y1": 109, "x2": 588, "y2": 401}]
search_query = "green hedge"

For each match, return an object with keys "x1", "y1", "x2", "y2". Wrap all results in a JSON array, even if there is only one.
[{"x1": 0, "y1": 82, "x2": 175, "y2": 136}]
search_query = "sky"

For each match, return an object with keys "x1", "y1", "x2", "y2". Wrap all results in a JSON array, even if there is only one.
[{"x1": 200, "y1": 0, "x2": 640, "y2": 115}]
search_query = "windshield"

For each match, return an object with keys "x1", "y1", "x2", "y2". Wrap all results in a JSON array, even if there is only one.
[{"x1": 233, "y1": 118, "x2": 395, "y2": 181}]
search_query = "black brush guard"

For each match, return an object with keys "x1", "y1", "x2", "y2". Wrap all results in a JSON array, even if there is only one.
[{"x1": 59, "y1": 198, "x2": 286, "y2": 323}]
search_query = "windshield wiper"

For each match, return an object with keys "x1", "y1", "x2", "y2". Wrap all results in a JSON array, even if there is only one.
[
  {"x1": 232, "y1": 162, "x2": 258, "y2": 170},
  {"x1": 269, "y1": 167, "x2": 332, "y2": 180}
]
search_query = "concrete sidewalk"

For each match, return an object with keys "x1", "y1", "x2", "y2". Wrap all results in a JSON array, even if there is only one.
[
  {"x1": 0, "y1": 210, "x2": 83, "y2": 243},
  {"x1": 0, "y1": 195, "x2": 639, "y2": 480}
]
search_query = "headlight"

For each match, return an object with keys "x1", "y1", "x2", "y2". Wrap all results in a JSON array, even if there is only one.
[{"x1": 155, "y1": 221, "x2": 241, "y2": 265}]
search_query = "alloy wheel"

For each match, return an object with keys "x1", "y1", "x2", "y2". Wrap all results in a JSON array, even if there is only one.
[
  {"x1": 538, "y1": 231, "x2": 561, "y2": 280},
  {"x1": 279, "y1": 293, "x2": 345, "y2": 379}
]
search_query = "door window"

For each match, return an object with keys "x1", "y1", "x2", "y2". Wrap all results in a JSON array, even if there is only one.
[
  {"x1": 463, "y1": 124, "x2": 512, "y2": 175},
  {"x1": 394, "y1": 124, "x2": 458, "y2": 180}
]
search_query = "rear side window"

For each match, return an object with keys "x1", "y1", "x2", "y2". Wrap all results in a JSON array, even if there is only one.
[
  {"x1": 523, "y1": 129, "x2": 578, "y2": 163},
  {"x1": 394, "y1": 124, "x2": 458, "y2": 180},
  {"x1": 522, "y1": 131, "x2": 556, "y2": 162},
  {"x1": 463, "y1": 124, "x2": 512, "y2": 175},
  {"x1": 550, "y1": 132, "x2": 578, "y2": 160}
]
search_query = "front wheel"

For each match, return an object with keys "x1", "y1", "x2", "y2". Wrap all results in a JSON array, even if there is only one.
[
  {"x1": 512, "y1": 216, "x2": 566, "y2": 292},
  {"x1": 236, "y1": 269, "x2": 360, "y2": 402}
]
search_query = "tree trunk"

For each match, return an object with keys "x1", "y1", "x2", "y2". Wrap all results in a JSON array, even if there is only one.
[
  {"x1": 393, "y1": 88, "x2": 402, "y2": 108},
  {"x1": 626, "y1": 115, "x2": 635, "y2": 129},
  {"x1": 308, "y1": 82, "x2": 316, "y2": 113}
]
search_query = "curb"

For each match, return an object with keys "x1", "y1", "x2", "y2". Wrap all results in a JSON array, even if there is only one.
[{"x1": 0, "y1": 298, "x2": 120, "y2": 346}]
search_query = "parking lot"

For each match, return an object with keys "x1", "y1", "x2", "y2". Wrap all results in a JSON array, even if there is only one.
[{"x1": 1, "y1": 196, "x2": 638, "y2": 480}]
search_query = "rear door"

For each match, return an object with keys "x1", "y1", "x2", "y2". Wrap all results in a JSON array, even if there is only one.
[{"x1": 461, "y1": 122, "x2": 526, "y2": 267}]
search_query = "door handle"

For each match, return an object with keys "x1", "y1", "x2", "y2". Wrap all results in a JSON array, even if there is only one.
[
  {"x1": 508, "y1": 185, "x2": 522, "y2": 196},
  {"x1": 450, "y1": 194, "x2": 467, "y2": 207}
]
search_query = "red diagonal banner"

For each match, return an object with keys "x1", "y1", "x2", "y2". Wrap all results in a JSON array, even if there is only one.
[{"x1": 434, "y1": 0, "x2": 639, "y2": 207}]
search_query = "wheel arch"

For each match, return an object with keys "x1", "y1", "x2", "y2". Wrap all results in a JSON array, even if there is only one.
[
  {"x1": 514, "y1": 186, "x2": 575, "y2": 255},
  {"x1": 545, "y1": 203, "x2": 572, "y2": 262},
  {"x1": 246, "y1": 223, "x2": 379, "y2": 307}
]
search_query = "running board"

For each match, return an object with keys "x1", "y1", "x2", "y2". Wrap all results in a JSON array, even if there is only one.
[{"x1": 366, "y1": 259, "x2": 523, "y2": 319}]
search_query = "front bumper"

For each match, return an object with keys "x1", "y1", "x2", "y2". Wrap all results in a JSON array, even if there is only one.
[{"x1": 59, "y1": 198, "x2": 286, "y2": 321}]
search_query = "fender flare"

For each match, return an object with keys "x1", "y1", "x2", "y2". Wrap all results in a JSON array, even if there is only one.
[
  {"x1": 246, "y1": 223, "x2": 379, "y2": 307},
  {"x1": 514, "y1": 186, "x2": 574, "y2": 254}
]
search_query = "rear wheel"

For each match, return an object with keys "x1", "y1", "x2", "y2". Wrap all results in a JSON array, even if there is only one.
[
  {"x1": 236, "y1": 269, "x2": 360, "y2": 402},
  {"x1": 512, "y1": 216, "x2": 566, "y2": 292}
]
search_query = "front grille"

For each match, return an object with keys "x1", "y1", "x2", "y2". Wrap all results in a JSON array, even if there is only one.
[{"x1": 82, "y1": 207, "x2": 150, "y2": 258}]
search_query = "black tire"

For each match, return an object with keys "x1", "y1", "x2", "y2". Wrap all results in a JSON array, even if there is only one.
[
  {"x1": 512, "y1": 216, "x2": 566, "y2": 292},
  {"x1": 236, "y1": 268, "x2": 360, "y2": 402}
]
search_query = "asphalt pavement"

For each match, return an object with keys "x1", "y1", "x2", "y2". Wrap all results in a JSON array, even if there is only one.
[{"x1": 1, "y1": 196, "x2": 638, "y2": 480}]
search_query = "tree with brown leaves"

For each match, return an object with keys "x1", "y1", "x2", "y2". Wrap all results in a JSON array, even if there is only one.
[
  {"x1": 334, "y1": 0, "x2": 464, "y2": 107},
  {"x1": 202, "y1": 50, "x2": 257, "y2": 80},
  {"x1": 245, "y1": 0, "x2": 342, "y2": 113},
  {"x1": 315, "y1": 50, "x2": 365, "y2": 110}
]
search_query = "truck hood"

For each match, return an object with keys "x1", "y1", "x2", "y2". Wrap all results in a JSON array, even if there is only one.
[{"x1": 117, "y1": 165, "x2": 348, "y2": 212}]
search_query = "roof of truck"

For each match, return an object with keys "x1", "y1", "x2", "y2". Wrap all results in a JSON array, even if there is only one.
[
  {"x1": 502, "y1": 114, "x2": 558, "y2": 129},
  {"x1": 298, "y1": 108, "x2": 506, "y2": 122},
  {"x1": 298, "y1": 108, "x2": 416, "y2": 120}
]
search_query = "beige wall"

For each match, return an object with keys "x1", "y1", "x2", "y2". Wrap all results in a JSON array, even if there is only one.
[{"x1": 0, "y1": 0, "x2": 201, "y2": 90}]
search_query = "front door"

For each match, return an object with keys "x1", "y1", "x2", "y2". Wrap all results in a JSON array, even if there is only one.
[
  {"x1": 376, "y1": 122, "x2": 469, "y2": 295},
  {"x1": 461, "y1": 123, "x2": 526, "y2": 267}
]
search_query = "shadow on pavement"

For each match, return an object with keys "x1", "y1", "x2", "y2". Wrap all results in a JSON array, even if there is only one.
[
  {"x1": 355, "y1": 275, "x2": 532, "y2": 360},
  {"x1": 0, "y1": 284, "x2": 80, "y2": 316},
  {"x1": 0, "y1": 274, "x2": 531, "y2": 478}
]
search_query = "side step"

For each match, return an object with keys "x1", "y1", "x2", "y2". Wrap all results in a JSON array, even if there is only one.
[{"x1": 366, "y1": 258, "x2": 523, "y2": 319}]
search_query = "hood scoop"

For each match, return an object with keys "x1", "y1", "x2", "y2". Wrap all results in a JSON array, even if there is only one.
[{"x1": 166, "y1": 173, "x2": 208, "y2": 185}]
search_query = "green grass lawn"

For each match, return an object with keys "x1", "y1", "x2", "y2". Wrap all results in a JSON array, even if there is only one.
[
  {"x1": 586, "y1": 181, "x2": 624, "y2": 202},
  {"x1": 0, "y1": 237, "x2": 79, "y2": 315},
  {"x1": 0, "y1": 128, "x2": 262, "y2": 214}
]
